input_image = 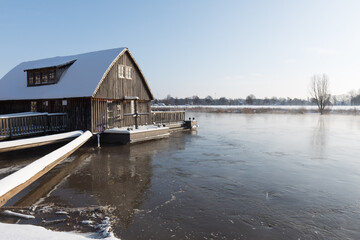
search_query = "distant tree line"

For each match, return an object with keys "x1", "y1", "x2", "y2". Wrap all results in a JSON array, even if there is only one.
[
  {"x1": 153, "y1": 94, "x2": 310, "y2": 106},
  {"x1": 152, "y1": 91, "x2": 360, "y2": 106}
]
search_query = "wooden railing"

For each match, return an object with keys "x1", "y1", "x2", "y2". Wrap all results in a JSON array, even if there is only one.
[
  {"x1": 0, "y1": 112, "x2": 67, "y2": 140},
  {"x1": 151, "y1": 111, "x2": 185, "y2": 124},
  {"x1": 48, "y1": 113, "x2": 67, "y2": 132}
]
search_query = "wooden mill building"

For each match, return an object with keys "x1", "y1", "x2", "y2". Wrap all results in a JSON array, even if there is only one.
[{"x1": 0, "y1": 48, "x2": 154, "y2": 133}]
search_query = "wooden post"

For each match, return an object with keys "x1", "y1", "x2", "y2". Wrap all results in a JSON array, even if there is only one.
[
  {"x1": 134, "y1": 100, "x2": 138, "y2": 129},
  {"x1": 9, "y1": 118, "x2": 12, "y2": 139},
  {"x1": 97, "y1": 133, "x2": 101, "y2": 148}
]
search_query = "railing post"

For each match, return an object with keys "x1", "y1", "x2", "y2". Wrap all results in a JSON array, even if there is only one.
[{"x1": 8, "y1": 118, "x2": 12, "y2": 138}]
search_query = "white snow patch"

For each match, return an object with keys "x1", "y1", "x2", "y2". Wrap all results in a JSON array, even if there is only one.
[
  {"x1": 0, "y1": 131, "x2": 92, "y2": 198},
  {"x1": 153, "y1": 105, "x2": 360, "y2": 111},
  {"x1": 95, "y1": 217, "x2": 114, "y2": 238},
  {"x1": 81, "y1": 220, "x2": 94, "y2": 225},
  {"x1": 0, "y1": 112, "x2": 48, "y2": 118},
  {"x1": 104, "y1": 125, "x2": 169, "y2": 134},
  {"x1": 55, "y1": 211, "x2": 68, "y2": 215},
  {"x1": 1, "y1": 210, "x2": 35, "y2": 219},
  {"x1": 0, "y1": 130, "x2": 83, "y2": 150},
  {"x1": 0, "y1": 222, "x2": 120, "y2": 240}
]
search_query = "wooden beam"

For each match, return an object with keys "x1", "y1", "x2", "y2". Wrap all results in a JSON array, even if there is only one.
[
  {"x1": 14, "y1": 151, "x2": 91, "y2": 207},
  {"x1": 0, "y1": 131, "x2": 92, "y2": 207},
  {"x1": 0, "y1": 131, "x2": 83, "y2": 153}
]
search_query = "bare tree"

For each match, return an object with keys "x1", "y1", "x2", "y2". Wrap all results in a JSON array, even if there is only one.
[{"x1": 309, "y1": 74, "x2": 331, "y2": 114}]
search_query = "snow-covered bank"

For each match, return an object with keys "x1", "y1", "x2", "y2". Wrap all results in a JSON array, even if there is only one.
[
  {"x1": 0, "y1": 222, "x2": 119, "y2": 240},
  {"x1": 152, "y1": 105, "x2": 360, "y2": 114}
]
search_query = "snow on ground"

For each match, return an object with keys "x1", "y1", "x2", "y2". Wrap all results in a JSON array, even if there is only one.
[
  {"x1": 152, "y1": 105, "x2": 360, "y2": 110},
  {"x1": 0, "y1": 131, "x2": 92, "y2": 198},
  {"x1": 0, "y1": 112, "x2": 48, "y2": 118},
  {"x1": 0, "y1": 222, "x2": 120, "y2": 240},
  {"x1": 104, "y1": 125, "x2": 169, "y2": 134},
  {"x1": 0, "y1": 130, "x2": 83, "y2": 150},
  {"x1": 2, "y1": 210, "x2": 35, "y2": 219}
]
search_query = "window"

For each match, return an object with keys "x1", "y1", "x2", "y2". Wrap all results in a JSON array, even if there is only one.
[
  {"x1": 118, "y1": 65, "x2": 125, "y2": 78},
  {"x1": 27, "y1": 70, "x2": 57, "y2": 86},
  {"x1": 31, "y1": 101, "x2": 37, "y2": 112},
  {"x1": 35, "y1": 73, "x2": 41, "y2": 84},
  {"x1": 28, "y1": 73, "x2": 34, "y2": 85},
  {"x1": 49, "y1": 71, "x2": 55, "y2": 81},
  {"x1": 125, "y1": 67, "x2": 132, "y2": 79},
  {"x1": 42, "y1": 73, "x2": 48, "y2": 83}
]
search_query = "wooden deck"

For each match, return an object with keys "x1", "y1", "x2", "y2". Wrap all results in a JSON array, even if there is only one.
[
  {"x1": 0, "y1": 110, "x2": 187, "y2": 143},
  {"x1": 0, "y1": 112, "x2": 67, "y2": 140}
]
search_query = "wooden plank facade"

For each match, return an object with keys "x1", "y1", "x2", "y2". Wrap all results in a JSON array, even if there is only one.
[{"x1": 0, "y1": 48, "x2": 154, "y2": 135}]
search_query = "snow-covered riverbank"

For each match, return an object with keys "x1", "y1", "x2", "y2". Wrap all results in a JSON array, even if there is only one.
[
  {"x1": 152, "y1": 105, "x2": 360, "y2": 114},
  {"x1": 0, "y1": 222, "x2": 119, "y2": 240}
]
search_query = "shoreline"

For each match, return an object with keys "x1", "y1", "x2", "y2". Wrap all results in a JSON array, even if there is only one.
[{"x1": 152, "y1": 105, "x2": 360, "y2": 115}]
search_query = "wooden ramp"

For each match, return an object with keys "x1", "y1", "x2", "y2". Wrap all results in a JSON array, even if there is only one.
[
  {"x1": 0, "y1": 131, "x2": 92, "y2": 207},
  {"x1": 0, "y1": 131, "x2": 83, "y2": 153}
]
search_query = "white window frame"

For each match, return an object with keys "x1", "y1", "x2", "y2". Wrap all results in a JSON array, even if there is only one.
[
  {"x1": 118, "y1": 64, "x2": 125, "y2": 78},
  {"x1": 125, "y1": 67, "x2": 132, "y2": 79}
]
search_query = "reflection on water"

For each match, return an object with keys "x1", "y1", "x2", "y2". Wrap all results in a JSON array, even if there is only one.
[
  {"x1": 33, "y1": 133, "x2": 188, "y2": 233},
  {"x1": 311, "y1": 116, "x2": 328, "y2": 155},
  {"x1": 1, "y1": 113, "x2": 360, "y2": 239}
]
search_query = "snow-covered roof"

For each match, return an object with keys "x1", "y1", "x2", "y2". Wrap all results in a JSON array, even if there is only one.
[
  {"x1": 0, "y1": 48, "x2": 127, "y2": 100},
  {"x1": 23, "y1": 59, "x2": 77, "y2": 71}
]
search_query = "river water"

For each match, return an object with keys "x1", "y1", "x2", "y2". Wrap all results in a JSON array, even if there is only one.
[{"x1": 1, "y1": 113, "x2": 360, "y2": 239}]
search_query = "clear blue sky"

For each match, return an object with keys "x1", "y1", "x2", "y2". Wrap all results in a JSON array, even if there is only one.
[{"x1": 1, "y1": 0, "x2": 360, "y2": 99}]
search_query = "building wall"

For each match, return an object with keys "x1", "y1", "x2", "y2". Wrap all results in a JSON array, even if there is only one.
[
  {"x1": 91, "y1": 98, "x2": 151, "y2": 133},
  {"x1": 0, "y1": 100, "x2": 30, "y2": 114},
  {"x1": 91, "y1": 50, "x2": 153, "y2": 132},
  {"x1": 93, "y1": 51, "x2": 152, "y2": 100},
  {"x1": 0, "y1": 98, "x2": 91, "y2": 132}
]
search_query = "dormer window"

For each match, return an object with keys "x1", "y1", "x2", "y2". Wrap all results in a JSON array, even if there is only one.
[{"x1": 25, "y1": 59, "x2": 76, "y2": 87}]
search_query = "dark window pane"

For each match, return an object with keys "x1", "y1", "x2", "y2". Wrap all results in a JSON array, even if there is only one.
[
  {"x1": 42, "y1": 72, "x2": 48, "y2": 83},
  {"x1": 49, "y1": 71, "x2": 55, "y2": 82},
  {"x1": 28, "y1": 73, "x2": 34, "y2": 85},
  {"x1": 35, "y1": 73, "x2": 41, "y2": 84}
]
